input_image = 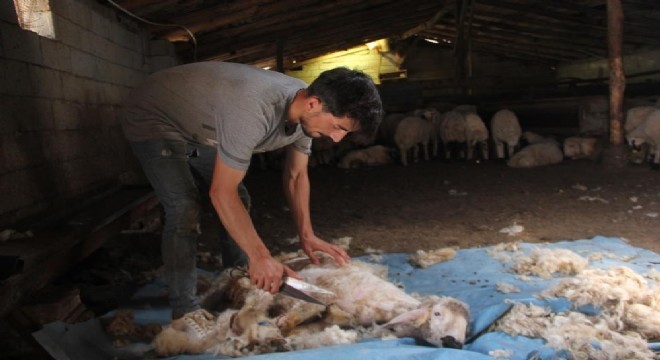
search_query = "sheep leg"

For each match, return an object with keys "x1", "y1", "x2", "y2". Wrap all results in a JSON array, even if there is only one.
[
  {"x1": 422, "y1": 142, "x2": 429, "y2": 161},
  {"x1": 466, "y1": 143, "x2": 474, "y2": 160},
  {"x1": 399, "y1": 146, "x2": 408, "y2": 166},
  {"x1": 481, "y1": 141, "x2": 489, "y2": 160},
  {"x1": 459, "y1": 143, "x2": 466, "y2": 160},
  {"x1": 412, "y1": 145, "x2": 420, "y2": 163},
  {"x1": 431, "y1": 137, "x2": 439, "y2": 158},
  {"x1": 275, "y1": 301, "x2": 326, "y2": 334},
  {"x1": 506, "y1": 143, "x2": 515, "y2": 158},
  {"x1": 495, "y1": 142, "x2": 504, "y2": 159}
]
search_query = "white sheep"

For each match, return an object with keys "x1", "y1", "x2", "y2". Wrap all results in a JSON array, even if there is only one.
[
  {"x1": 626, "y1": 109, "x2": 660, "y2": 165},
  {"x1": 521, "y1": 131, "x2": 551, "y2": 145},
  {"x1": 453, "y1": 104, "x2": 478, "y2": 115},
  {"x1": 377, "y1": 113, "x2": 407, "y2": 146},
  {"x1": 624, "y1": 106, "x2": 656, "y2": 134},
  {"x1": 625, "y1": 106, "x2": 658, "y2": 164},
  {"x1": 563, "y1": 136, "x2": 603, "y2": 161},
  {"x1": 439, "y1": 110, "x2": 467, "y2": 160},
  {"x1": 394, "y1": 116, "x2": 434, "y2": 166},
  {"x1": 337, "y1": 145, "x2": 392, "y2": 169},
  {"x1": 415, "y1": 107, "x2": 443, "y2": 157},
  {"x1": 507, "y1": 140, "x2": 563, "y2": 168},
  {"x1": 281, "y1": 259, "x2": 470, "y2": 348},
  {"x1": 491, "y1": 109, "x2": 522, "y2": 159},
  {"x1": 463, "y1": 112, "x2": 489, "y2": 160},
  {"x1": 189, "y1": 257, "x2": 470, "y2": 355}
]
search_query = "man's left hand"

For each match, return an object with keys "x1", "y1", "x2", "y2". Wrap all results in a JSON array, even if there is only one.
[{"x1": 299, "y1": 234, "x2": 350, "y2": 266}]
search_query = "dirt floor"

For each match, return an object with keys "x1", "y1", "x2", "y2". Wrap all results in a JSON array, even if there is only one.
[
  {"x1": 242, "y1": 157, "x2": 660, "y2": 257},
  {"x1": 2, "y1": 154, "x2": 659, "y2": 360}
]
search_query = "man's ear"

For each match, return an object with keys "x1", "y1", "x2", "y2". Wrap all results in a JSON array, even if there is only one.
[{"x1": 306, "y1": 96, "x2": 322, "y2": 112}]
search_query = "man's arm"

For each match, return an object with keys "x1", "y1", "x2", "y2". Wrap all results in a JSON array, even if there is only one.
[
  {"x1": 282, "y1": 146, "x2": 350, "y2": 265},
  {"x1": 209, "y1": 154, "x2": 297, "y2": 293}
]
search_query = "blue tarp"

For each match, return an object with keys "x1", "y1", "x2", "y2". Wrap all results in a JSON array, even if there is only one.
[{"x1": 33, "y1": 236, "x2": 660, "y2": 360}]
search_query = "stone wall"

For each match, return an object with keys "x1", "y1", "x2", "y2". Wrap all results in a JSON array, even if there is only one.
[{"x1": 0, "y1": 0, "x2": 179, "y2": 226}]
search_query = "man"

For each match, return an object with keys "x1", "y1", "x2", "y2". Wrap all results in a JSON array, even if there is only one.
[{"x1": 121, "y1": 61, "x2": 383, "y2": 341}]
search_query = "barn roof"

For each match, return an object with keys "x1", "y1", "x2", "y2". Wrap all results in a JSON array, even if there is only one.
[{"x1": 108, "y1": 0, "x2": 660, "y2": 70}]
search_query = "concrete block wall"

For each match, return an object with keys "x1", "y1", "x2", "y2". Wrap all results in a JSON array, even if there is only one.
[{"x1": 0, "y1": 0, "x2": 180, "y2": 227}]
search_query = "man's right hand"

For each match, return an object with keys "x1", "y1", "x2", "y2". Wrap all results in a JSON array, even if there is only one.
[{"x1": 248, "y1": 256, "x2": 300, "y2": 294}]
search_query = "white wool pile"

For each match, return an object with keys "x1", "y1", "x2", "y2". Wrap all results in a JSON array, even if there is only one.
[
  {"x1": 493, "y1": 302, "x2": 552, "y2": 337},
  {"x1": 510, "y1": 248, "x2": 588, "y2": 279},
  {"x1": 540, "y1": 266, "x2": 649, "y2": 310},
  {"x1": 409, "y1": 247, "x2": 457, "y2": 268},
  {"x1": 364, "y1": 246, "x2": 384, "y2": 254},
  {"x1": 624, "y1": 303, "x2": 660, "y2": 339},
  {"x1": 332, "y1": 236, "x2": 352, "y2": 250},
  {"x1": 486, "y1": 241, "x2": 521, "y2": 263},
  {"x1": 489, "y1": 349, "x2": 513, "y2": 358},
  {"x1": 492, "y1": 302, "x2": 656, "y2": 359},
  {"x1": 287, "y1": 325, "x2": 358, "y2": 350},
  {"x1": 495, "y1": 282, "x2": 520, "y2": 293},
  {"x1": 645, "y1": 268, "x2": 660, "y2": 282},
  {"x1": 540, "y1": 266, "x2": 660, "y2": 339}
]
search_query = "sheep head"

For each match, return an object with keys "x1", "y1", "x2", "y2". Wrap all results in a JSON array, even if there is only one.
[{"x1": 383, "y1": 296, "x2": 470, "y2": 349}]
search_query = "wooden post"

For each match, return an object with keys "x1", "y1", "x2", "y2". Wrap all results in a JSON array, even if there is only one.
[
  {"x1": 454, "y1": 0, "x2": 468, "y2": 95},
  {"x1": 607, "y1": 0, "x2": 625, "y2": 145}
]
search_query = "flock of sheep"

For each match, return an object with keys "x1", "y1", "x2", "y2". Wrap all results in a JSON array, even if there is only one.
[{"x1": 309, "y1": 101, "x2": 660, "y2": 170}]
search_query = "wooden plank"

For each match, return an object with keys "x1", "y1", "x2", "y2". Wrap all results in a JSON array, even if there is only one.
[{"x1": 0, "y1": 187, "x2": 156, "y2": 319}]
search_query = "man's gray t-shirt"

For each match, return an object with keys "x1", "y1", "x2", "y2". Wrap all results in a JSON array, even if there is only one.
[{"x1": 122, "y1": 61, "x2": 311, "y2": 171}]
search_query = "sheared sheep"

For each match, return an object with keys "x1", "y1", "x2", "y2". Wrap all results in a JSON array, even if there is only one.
[
  {"x1": 491, "y1": 109, "x2": 522, "y2": 159},
  {"x1": 170, "y1": 256, "x2": 471, "y2": 356},
  {"x1": 337, "y1": 145, "x2": 392, "y2": 169},
  {"x1": 394, "y1": 116, "x2": 434, "y2": 166},
  {"x1": 463, "y1": 112, "x2": 489, "y2": 160}
]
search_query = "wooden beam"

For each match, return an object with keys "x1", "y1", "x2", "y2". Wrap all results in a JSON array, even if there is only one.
[
  {"x1": 193, "y1": 1, "x2": 439, "y2": 65},
  {"x1": 401, "y1": 3, "x2": 454, "y2": 39},
  {"x1": 607, "y1": 0, "x2": 625, "y2": 145}
]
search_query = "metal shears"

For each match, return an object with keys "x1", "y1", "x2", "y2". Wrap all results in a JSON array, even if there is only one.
[
  {"x1": 232, "y1": 267, "x2": 334, "y2": 305},
  {"x1": 279, "y1": 276, "x2": 335, "y2": 305}
]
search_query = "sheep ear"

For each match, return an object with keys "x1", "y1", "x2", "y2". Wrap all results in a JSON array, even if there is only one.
[{"x1": 384, "y1": 308, "x2": 429, "y2": 328}]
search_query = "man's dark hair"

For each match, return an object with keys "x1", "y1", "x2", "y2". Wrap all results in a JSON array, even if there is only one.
[{"x1": 307, "y1": 67, "x2": 383, "y2": 139}]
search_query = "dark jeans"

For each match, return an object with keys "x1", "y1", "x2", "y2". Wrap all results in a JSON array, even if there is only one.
[{"x1": 129, "y1": 139, "x2": 249, "y2": 318}]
